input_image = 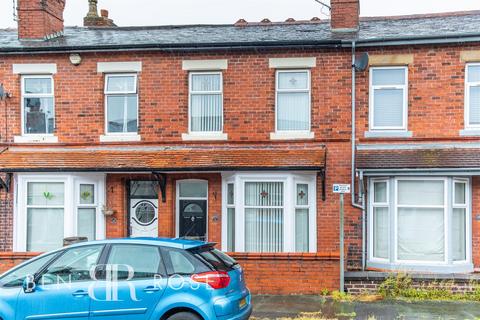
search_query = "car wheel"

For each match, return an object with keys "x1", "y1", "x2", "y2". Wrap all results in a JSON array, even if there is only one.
[{"x1": 167, "y1": 311, "x2": 201, "y2": 320}]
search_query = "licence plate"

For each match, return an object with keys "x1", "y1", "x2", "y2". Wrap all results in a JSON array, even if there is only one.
[{"x1": 239, "y1": 297, "x2": 247, "y2": 309}]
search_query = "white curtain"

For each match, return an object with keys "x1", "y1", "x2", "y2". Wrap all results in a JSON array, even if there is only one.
[
  {"x1": 295, "y1": 209, "x2": 309, "y2": 252},
  {"x1": 191, "y1": 74, "x2": 222, "y2": 132},
  {"x1": 277, "y1": 92, "x2": 309, "y2": 131},
  {"x1": 452, "y1": 208, "x2": 466, "y2": 261},
  {"x1": 469, "y1": 86, "x2": 480, "y2": 125},
  {"x1": 245, "y1": 182, "x2": 284, "y2": 252},
  {"x1": 373, "y1": 89, "x2": 404, "y2": 128},
  {"x1": 27, "y1": 208, "x2": 64, "y2": 252},
  {"x1": 78, "y1": 208, "x2": 96, "y2": 241},
  {"x1": 373, "y1": 207, "x2": 389, "y2": 259}
]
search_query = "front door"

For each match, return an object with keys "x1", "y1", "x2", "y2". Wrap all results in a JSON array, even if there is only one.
[
  {"x1": 177, "y1": 180, "x2": 208, "y2": 241},
  {"x1": 129, "y1": 181, "x2": 159, "y2": 237}
]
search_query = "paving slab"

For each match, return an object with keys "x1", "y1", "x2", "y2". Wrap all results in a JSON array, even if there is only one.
[{"x1": 252, "y1": 295, "x2": 480, "y2": 319}]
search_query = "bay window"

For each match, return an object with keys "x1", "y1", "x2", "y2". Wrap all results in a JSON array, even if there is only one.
[
  {"x1": 368, "y1": 177, "x2": 472, "y2": 272},
  {"x1": 222, "y1": 173, "x2": 316, "y2": 253},
  {"x1": 104, "y1": 74, "x2": 138, "y2": 134},
  {"x1": 15, "y1": 174, "x2": 106, "y2": 252}
]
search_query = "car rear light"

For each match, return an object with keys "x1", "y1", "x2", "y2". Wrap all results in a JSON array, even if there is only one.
[{"x1": 191, "y1": 271, "x2": 231, "y2": 289}]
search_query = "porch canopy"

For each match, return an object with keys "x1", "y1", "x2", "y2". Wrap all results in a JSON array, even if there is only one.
[
  {"x1": 357, "y1": 147, "x2": 480, "y2": 176},
  {"x1": 0, "y1": 145, "x2": 326, "y2": 173}
]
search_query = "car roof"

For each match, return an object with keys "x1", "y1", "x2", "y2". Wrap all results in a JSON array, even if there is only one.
[{"x1": 66, "y1": 237, "x2": 210, "y2": 250}]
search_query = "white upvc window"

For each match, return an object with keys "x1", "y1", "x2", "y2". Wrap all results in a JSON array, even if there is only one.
[
  {"x1": 222, "y1": 172, "x2": 316, "y2": 253},
  {"x1": 369, "y1": 67, "x2": 408, "y2": 131},
  {"x1": 465, "y1": 63, "x2": 480, "y2": 129},
  {"x1": 21, "y1": 75, "x2": 55, "y2": 136},
  {"x1": 275, "y1": 70, "x2": 311, "y2": 132},
  {"x1": 368, "y1": 177, "x2": 471, "y2": 272},
  {"x1": 14, "y1": 174, "x2": 106, "y2": 252},
  {"x1": 104, "y1": 74, "x2": 139, "y2": 135},
  {"x1": 188, "y1": 72, "x2": 224, "y2": 133}
]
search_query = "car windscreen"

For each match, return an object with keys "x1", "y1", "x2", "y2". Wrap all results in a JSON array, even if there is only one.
[
  {"x1": 191, "y1": 246, "x2": 238, "y2": 272},
  {"x1": 0, "y1": 252, "x2": 57, "y2": 287}
]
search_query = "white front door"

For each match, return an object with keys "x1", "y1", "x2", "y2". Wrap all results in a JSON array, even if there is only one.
[{"x1": 129, "y1": 181, "x2": 159, "y2": 238}]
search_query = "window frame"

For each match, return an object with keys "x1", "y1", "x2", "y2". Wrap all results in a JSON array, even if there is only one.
[
  {"x1": 221, "y1": 172, "x2": 317, "y2": 253},
  {"x1": 465, "y1": 63, "x2": 480, "y2": 129},
  {"x1": 369, "y1": 66, "x2": 409, "y2": 131},
  {"x1": 367, "y1": 176, "x2": 472, "y2": 272},
  {"x1": 14, "y1": 174, "x2": 106, "y2": 252},
  {"x1": 104, "y1": 73, "x2": 139, "y2": 136},
  {"x1": 187, "y1": 71, "x2": 224, "y2": 134},
  {"x1": 368, "y1": 179, "x2": 390, "y2": 263},
  {"x1": 21, "y1": 74, "x2": 55, "y2": 137},
  {"x1": 275, "y1": 69, "x2": 312, "y2": 133}
]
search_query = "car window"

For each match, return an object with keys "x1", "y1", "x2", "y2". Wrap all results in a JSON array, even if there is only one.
[
  {"x1": 40, "y1": 245, "x2": 103, "y2": 285},
  {"x1": 0, "y1": 253, "x2": 57, "y2": 288},
  {"x1": 164, "y1": 248, "x2": 210, "y2": 275},
  {"x1": 107, "y1": 245, "x2": 164, "y2": 280},
  {"x1": 193, "y1": 248, "x2": 238, "y2": 272}
]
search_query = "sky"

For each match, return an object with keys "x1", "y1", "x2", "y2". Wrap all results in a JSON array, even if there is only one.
[{"x1": 0, "y1": 0, "x2": 479, "y2": 28}]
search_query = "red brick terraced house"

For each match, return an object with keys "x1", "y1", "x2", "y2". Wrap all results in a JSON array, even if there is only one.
[{"x1": 1, "y1": 0, "x2": 480, "y2": 294}]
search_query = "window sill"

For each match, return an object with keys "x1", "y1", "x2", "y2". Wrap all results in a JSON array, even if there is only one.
[
  {"x1": 460, "y1": 129, "x2": 480, "y2": 137},
  {"x1": 99, "y1": 134, "x2": 142, "y2": 143},
  {"x1": 14, "y1": 135, "x2": 58, "y2": 144},
  {"x1": 367, "y1": 260, "x2": 474, "y2": 274},
  {"x1": 181, "y1": 133, "x2": 228, "y2": 141},
  {"x1": 270, "y1": 132, "x2": 315, "y2": 141},
  {"x1": 364, "y1": 131, "x2": 413, "y2": 138}
]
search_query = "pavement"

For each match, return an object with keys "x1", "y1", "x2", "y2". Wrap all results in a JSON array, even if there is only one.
[{"x1": 251, "y1": 295, "x2": 480, "y2": 319}]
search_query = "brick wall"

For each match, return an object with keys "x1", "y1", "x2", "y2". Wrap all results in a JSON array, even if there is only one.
[
  {"x1": 0, "y1": 174, "x2": 13, "y2": 252},
  {"x1": 17, "y1": 0, "x2": 65, "y2": 39},
  {"x1": 231, "y1": 253, "x2": 340, "y2": 294},
  {"x1": 0, "y1": 252, "x2": 39, "y2": 274}
]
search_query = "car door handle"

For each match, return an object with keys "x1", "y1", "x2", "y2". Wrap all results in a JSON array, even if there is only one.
[
  {"x1": 143, "y1": 286, "x2": 160, "y2": 293},
  {"x1": 72, "y1": 290, "x2": 89, "y2": 297}
]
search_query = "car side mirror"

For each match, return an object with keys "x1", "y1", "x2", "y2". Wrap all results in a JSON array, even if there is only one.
[{"x1": 23, "y1": 275, "x2": 36, "y2": 294}]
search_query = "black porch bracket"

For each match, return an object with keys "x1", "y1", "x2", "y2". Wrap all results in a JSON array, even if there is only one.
[
  {"x1": 0, "y1": 173, "x2": 12, "y2": 193},
  {"x1": 152, "y1": 172, "x2": 167, "y2": 203},
  {"x1": 318, "y1": 169, "x2": 326, "y2": 202}
]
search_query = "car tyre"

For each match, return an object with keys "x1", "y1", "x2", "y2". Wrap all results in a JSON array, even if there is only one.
[{"x1": 167, "y1": 312, "x2": 202, "y2": 320}]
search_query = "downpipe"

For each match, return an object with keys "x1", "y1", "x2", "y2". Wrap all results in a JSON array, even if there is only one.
[{"x1": 350, "y1": 41, "x2": 367, "y2": 270}]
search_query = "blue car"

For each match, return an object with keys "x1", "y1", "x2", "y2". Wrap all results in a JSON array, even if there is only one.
[{"x1": 0, "y1": 238, "x2": 252, "y2": 320}]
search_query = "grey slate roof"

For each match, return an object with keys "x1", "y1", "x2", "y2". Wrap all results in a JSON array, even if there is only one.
[{"x1": 2, "y1": 11, "x2": 480, "y2": 52}]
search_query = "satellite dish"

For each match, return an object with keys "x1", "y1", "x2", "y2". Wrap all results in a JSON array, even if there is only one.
[{"x1": 354, "y1": 52, "x2": 369, "y2": 72}]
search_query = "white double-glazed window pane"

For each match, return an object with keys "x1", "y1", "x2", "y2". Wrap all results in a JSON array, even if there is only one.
[
  {"x1": 79, "y1": 184, "x2": 95, "y2": 205},
  {"x1": 106, "y1": 95, "x2": 138, "y2": 133},
  {"x1": 468, "y1": 65, "x2": 480, "y2": 82},
  {"x1": 398, "y1": 207, "x2": 445, "y2": 261},
  {"x1": 469, "y1": 86, "x2": 480, "y2": 125},
  {"x1": 373, "y1": 181, "x2": 387, "y2": 203},
  {"x1": 190, "y1": 73, "x2": 223, "y2": 133},
  {"x1": 190, "y1": 95, "x2": 223, "y2": 132},
  {"x1": 295, "y1": 209, "x2": 309, "y2": 252},
  {"x1": 77, "y1": 208, "x2": 96, "y2": 241},
  {"x1": 106, "y1": 75, "x2": 136, "y2": 93},
  {"x1": 397, "y1": 180, "x2": 444, "y2": 206},
  {"x1": 372, "y1": 68, "x2": 406, "y2": 86},
  {"x1": 452, "y1": 208, "x2": 467, "y2": 261},
  {"x1": 179, "y1": 181, "x2": 208, "y2": 198},
  {"x1": 245, "y1": 182, "x2": 284, "y2": 253},
  {"x1": 296, "y1": 184, "x2": 309, "y2": 206},
  {"x1": 227, "y1": 208, "x2": 235, "y2": 252},
  {"x1": 27, "y1": 182, "x2": 64, "y2": 206},
  {"x1": 27, "y1": 208, "x2": 64, "y2": 252},
  {"x1": 276, "y1": 70, "x2": 310, "y2": 132},
  {"x1": 24, "y1": 77, "x2": 53, "y2": 94},
  {"x1": 373, "y1": 89, "x2": 404, "y2": 128},
  {"x1": 278, "y1": 72, "x2": 309, "y2": 90},
  {"x1": 373, "y1": 207, "x2": 389, "y2": 259},
  {"x1": 277, "y1": 92, "x2": 310, "y2": 131},
  {"x1": 455, "y1": 182, "x2": 466, "y2": 205}
]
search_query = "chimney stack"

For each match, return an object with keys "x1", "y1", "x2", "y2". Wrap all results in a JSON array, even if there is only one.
[
  {"x1": 330, "y1": 0, "x2": 360, "y2": 32},
  {"x1": 17, "y1": 0, "x2": 66, "y2": 40},
  {"x1": 83, "y1": 0, "x2": 116, "y2": 27}
]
